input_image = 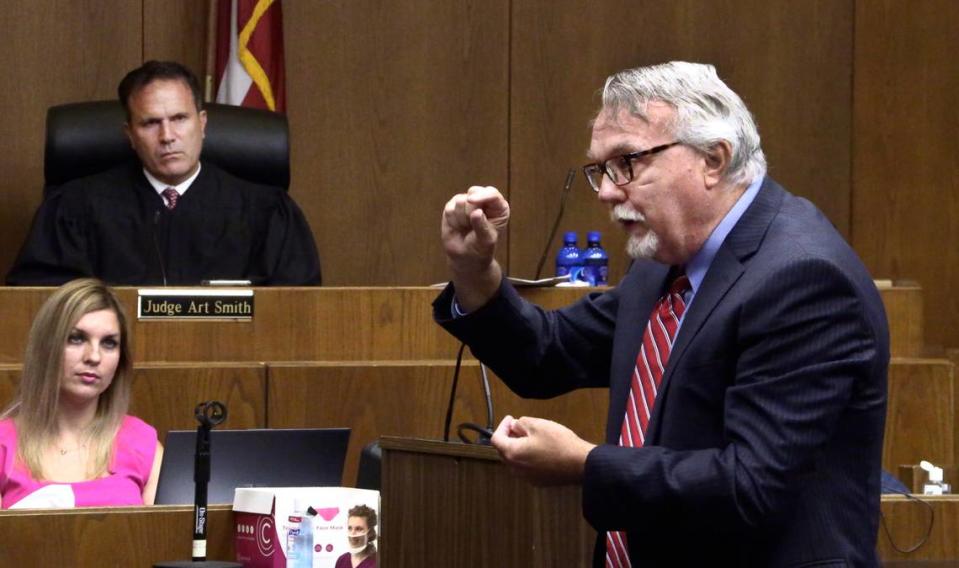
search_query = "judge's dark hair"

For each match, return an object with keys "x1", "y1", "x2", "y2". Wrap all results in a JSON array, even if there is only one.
[
  {"x1": 348, "y1": 504, "x2": 378, "y2": 543},
  {"x1": 117, "y1": 60, "x2": 203, "y2": 120}
]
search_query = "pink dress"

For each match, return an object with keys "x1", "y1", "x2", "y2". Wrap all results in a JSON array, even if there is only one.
[{"x1": 0, "y1": 415, "x2": 157, "y2": 509}]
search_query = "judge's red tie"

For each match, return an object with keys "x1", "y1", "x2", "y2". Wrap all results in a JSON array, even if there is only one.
[
  {"x1": 606, "y1": 273, "x2": 690, "y2": 568},
  {"x1": 162, "y1": 187, "x2": 179, "y2": 210}
]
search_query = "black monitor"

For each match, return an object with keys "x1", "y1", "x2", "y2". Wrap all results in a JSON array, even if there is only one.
[{"x1": 154, "y1": 428, "x2": 350, "y2": 505}]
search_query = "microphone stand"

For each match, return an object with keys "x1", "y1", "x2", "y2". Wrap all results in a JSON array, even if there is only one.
[
  {"x1": 443, "y1": 343, "x2": 495, "y2": 445},
  {"x1": 534, "y1": 168, "x2": 576, "y2": 280},
  {"x1": 154, "y1": 401, "x2": 241, "y2": 568}
]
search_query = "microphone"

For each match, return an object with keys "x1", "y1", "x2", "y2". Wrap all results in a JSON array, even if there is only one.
[
  {"x1": 154, "y1": 401, "x2": 239, "y2": 568},
  {"x1": 192, "y1": 401, "x2": 227, "y2": 561},
  {"x1": 534, "y1": 168, "x2": 577, "y2": 280},
  {"x1": 152, "y1": 210, "x2": 169, "y2": 286}
]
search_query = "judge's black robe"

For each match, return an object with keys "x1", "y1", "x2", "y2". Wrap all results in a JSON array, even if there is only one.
[{"x1": 6, "y1": 162, "x2": 322, "y2": 286}]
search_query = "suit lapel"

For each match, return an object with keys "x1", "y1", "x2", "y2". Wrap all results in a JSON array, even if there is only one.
[{"x1": 645, "y1": 178, "x2": 785, "y2": 441}]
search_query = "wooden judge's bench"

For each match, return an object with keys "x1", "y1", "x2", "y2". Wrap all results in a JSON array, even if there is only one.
[
  {"x1": 0, "y1": 284, "x2": 954, "y2": 566},
  {"x1": 0, "y1": 285, "x2": 928, "y2": 364}
]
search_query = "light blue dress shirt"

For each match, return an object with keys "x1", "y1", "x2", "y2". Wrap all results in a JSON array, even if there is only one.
[{"x1": 677, "y1": 176, "x2": 762, "y2": 329}]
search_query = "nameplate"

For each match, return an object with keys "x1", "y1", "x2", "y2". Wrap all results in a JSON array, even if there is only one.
[{"x1": 137, "y1": 288, "x2": 254, "y2": 321}]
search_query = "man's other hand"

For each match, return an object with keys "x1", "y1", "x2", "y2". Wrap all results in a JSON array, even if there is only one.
[{"x1": 491, "y1": 414, "x2": 596, "y2": 486}]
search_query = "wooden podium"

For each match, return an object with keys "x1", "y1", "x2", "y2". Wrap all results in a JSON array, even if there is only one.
[
  {"x1": 379, "y1": 437, "x2": 596, "y2": 567},
  {"x1": 379, "y1": 439, "x2": 959, "y2": 566}
]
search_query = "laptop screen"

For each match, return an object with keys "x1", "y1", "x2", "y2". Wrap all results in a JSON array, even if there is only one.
[{"x1": 154, "y1": 428, "x2": 350, "y2": 505}]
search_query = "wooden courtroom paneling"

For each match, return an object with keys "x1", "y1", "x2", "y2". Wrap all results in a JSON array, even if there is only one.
[
  {"x1": 267, "y1": 361, "x2": 607, "y2": 487},
  {"x1": 853, "y1": 0, "x2": 959, "y2": 351},
  {"x1": 0, "y1": 284, "x2": 922, "y2": 363},
  {"x1": 283, "y1": 0, "x2": 510, "y2": 286},
  {"x1": 879, "y1": 281, "x2": 924, "y2": 359},
  {"x1": 884, "y1": 358, "x2": 956, "y2": 474},
  {"x1": 879, "y1": 495, "x2": 959, "y2": 561},
  {"x1": 0, "y1": 364, "x2": 266, "y2": 441},
  {"x1": 130, "y1": 363, "x2": 267, "y2": 439},
  {"x1": 952, "y1": 349, "x2": 959, "y2": 467},
  {"x1": 509, "y1": 0, "x2": 854, "y2": 284},
  {"x1": 0, "y1": 1, "x2": 141, "y2": 282},
  {"x1": 142, "y1": 0, "x2": 209, "y2": 80},
  {"x1": 0, "y1": 365, "x2": 17, "y2": 411},
  {"x1": 0, "y1": 504, "x2": 235, "y2": 566}
]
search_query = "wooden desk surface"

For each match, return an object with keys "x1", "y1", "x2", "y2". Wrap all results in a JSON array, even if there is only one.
[
  {"x1": 0, "y1": 492, "x2": 953, "y2": 566},
  {"x1": 0, "y1": 504, "x2": 235, "y2": 566},
  {"x1": 0, "y1": 283, "x2": 923, "y2": 363}
]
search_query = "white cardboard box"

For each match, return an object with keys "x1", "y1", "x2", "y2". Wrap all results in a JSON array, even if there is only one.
[{"x1": 233, "y1": 487, "x2": 380, "y2": 568}]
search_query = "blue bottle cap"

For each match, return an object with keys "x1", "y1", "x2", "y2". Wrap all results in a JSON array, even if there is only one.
[
  {"x1": 587, "y1": 230, "x2": 601, "y2": 243},
  {"x1": 563, "y1": 231, "x2": 578, "y2": 244}
]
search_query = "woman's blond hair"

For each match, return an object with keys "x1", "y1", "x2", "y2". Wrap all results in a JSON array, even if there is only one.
[{"x1": 1, "y1": 279, "x2": 132, "y2": 479}]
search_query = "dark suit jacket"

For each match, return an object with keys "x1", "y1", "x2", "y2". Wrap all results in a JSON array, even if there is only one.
[{"x1": 435, "y1": 178, "x2": 889, "y2": 567}]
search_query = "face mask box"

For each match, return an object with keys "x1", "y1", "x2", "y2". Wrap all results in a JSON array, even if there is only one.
[{"x1": 233, "y1": 486, "x2": 380, "y2": 568}]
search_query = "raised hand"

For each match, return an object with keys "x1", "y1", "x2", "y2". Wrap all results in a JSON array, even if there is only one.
[{"x1": 440, "y1": 185, "x2": 510, "y2": 310}]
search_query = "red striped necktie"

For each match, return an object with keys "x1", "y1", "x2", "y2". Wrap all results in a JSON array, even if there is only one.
[{"x1": 606, "y1": 272, "x2": 690, "y2": 568}]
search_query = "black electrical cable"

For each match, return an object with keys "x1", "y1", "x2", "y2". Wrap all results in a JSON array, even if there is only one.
[
  {"x1": 443, "y1": 344, "x2": 495, "y2": 444},
  {"x1": 455, "y1": 362, "x2": 494, "y2": 444},
  {"x1": 878, "y1": 489, "x2": 934, "y2": 553},
  {"x1": 442, "y1": 343, "x2": 467, "y2": 442}
]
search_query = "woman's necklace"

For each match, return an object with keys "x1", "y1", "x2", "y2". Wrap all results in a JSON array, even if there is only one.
[
  {"x1": 58, "y1": 444, "x2": 86, "y2": 456},
  {"x1": 53, "y1": 436, "x2": 90, "y2": 457}
]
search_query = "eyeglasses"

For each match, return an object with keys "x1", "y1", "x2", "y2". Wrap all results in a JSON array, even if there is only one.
[{"x1": 582, "y1": 141, "x2": 681, "y2": 192}]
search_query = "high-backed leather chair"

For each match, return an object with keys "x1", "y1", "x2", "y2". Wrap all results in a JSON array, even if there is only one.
[{"x1": 43, "y1": 101, "x2": 290, "y2": 194}]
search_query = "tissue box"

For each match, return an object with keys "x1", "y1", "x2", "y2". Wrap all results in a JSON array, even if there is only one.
[{"x1": 233, "y1": 487, "x2": 380, "y2": 568}]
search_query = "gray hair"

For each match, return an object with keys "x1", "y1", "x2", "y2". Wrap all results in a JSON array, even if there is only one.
[{"x1": 600, "y1": 61, "x2": 766, "y2": 185}]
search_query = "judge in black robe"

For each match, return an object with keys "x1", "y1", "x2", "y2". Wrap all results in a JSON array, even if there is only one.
[{"x1": 6, "y1": 161, "x2": 322, "y2": 286}]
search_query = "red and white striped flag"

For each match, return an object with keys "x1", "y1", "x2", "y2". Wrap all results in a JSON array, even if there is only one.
[{"x1": 214, "y1": 0, "x2": 285, "y2": 112}]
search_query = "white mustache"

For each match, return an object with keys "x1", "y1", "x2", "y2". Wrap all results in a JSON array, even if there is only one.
[{"x1": 610, "y1": 204, "x2": 645, "y2": 223}]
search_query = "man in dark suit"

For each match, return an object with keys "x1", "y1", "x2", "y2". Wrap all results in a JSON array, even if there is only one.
[{"x1": 434, "y1": 62, "x2": 888, "y2": 566}]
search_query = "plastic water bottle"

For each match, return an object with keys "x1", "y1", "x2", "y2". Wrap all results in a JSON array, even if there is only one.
[
  {"x1": 286, "y1": 498, "x2": 313, "y2": 568},
  {"x1": 555, "y1": 231, "x2": 584, "y2": 282},
  {"x1": 581, "y1": 231, "x2": 609, "y2": 286}
]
